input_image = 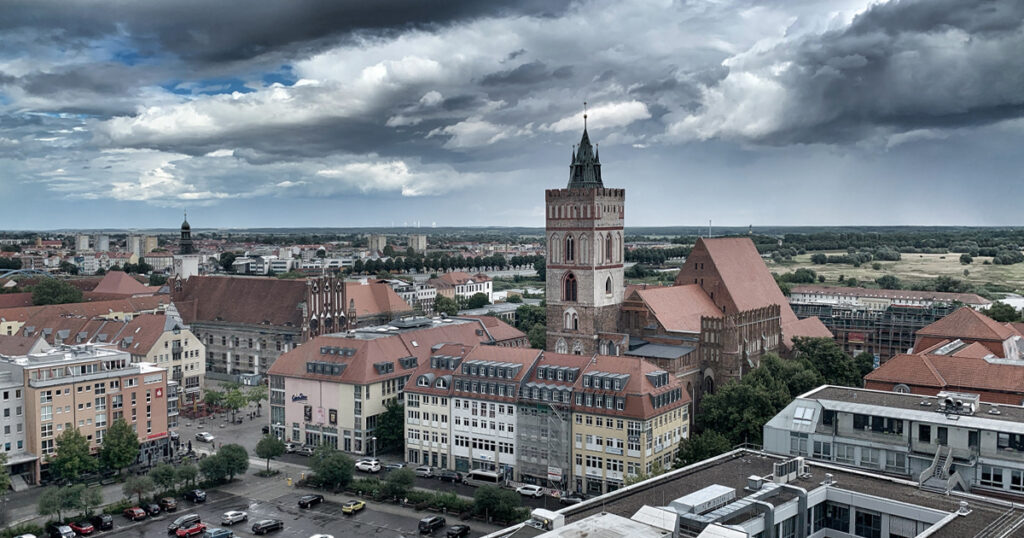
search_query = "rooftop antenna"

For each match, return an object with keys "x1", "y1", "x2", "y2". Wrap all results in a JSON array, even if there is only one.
[{"x1": 708, "y1": 219, "x2": 712, "y2": 239}]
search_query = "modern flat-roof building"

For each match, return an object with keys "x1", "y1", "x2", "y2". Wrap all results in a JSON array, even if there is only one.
[
  {"x1": 489, "y1": 447, "x2": 1021, "y2": 538},
  {"x1": 764, "y1": 385, "x2": 1024, "y2": 499},
  {"x1": 0, "y1": 344, "x2": 169, "y2": 484}
]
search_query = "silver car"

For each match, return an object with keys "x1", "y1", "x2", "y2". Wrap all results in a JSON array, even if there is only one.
[{"x1": 221, "y1": 511, "x2": 248, "y2": 525}]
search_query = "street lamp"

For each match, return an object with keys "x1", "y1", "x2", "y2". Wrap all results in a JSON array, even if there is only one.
[{"x1": 370, "y1": 436, "x2": 377, "y2": 459}]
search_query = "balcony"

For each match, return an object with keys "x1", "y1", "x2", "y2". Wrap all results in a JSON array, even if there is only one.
[{"x1": 605, "y1": 446, "x2": 623, "y2": 456}]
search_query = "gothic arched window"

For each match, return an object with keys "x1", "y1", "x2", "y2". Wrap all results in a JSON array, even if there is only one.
[
  {"x1": 563, "y1": 272, "x2": 577, "y2": 302},
  {"x1": 605, "y1": 276, "x2": 612, "y2": 295},
  {"x1": 556, "y1": 338, "x2": 568, "y2": 354},
  {"x1": 565, "y1": 235, "x2": 575, "y2": 262},
  {"x1": 605, "y1": 234, "x2": 612, "y2": 262}
]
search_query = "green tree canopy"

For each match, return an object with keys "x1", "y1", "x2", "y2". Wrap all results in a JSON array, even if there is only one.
[
  {"x1": 983, "y1": 301, "x2": 1022, "y2": 323},
  {"x1": 100, "y1": 418, "x2": 140, "y2": 474},
  {"x1": 466, "y1": 292, "x2": 490, "y2": 309},
  {"x1": 50, "y1": 427, "x2": 96, "y2": 483},
  {"x1": 375, "y1": 400, "x2": 404, "y2": 453},
  {"x1": 222, "y1": 388, "x2": 250, "y2": 420},
  {"x1": 473, "y1": 485, "x2": 523, "y2": 522},
  {"x1": 219, "y1": 252, "x2": 237, "y2": 272},
  {"x1": 514, "y1": 304, "x2": 545, "y2": 332},
  {"x1": 254, "y1": 435, "x2": 286, "y2": 472},
  {"x1": 382, "y1": 467, "x2": 415, "y2": 499},
  {"x1": 309, "y1": 446, "x2": 354, "y2": 491},
  {"x1": 533, "y1": 257, "x2": 546, "y2": 281},
  {"x1": 176, "y1": 463, "x2": 198, "y2": 488},
  {"x1": 204, "y1": 389, "x2": 225, "y2": 408},
  {"x1": 150, "y1": 463, "x2": 178, "y2": 492},
  {"x1": 199, "y1": 452, "x2": 230, "y2": 484},
  {"x1": 527, "y1": 323, "x2": 546, "y2": 349},
  {"x1": 674, "y1": 431, "x2": 733, "y2": 468},
  {"x1": 792, "y1": 337, "x2": 862, "y2": 387},
  {"x1": 123, "y1": 475, "x2": 154, "y2": 505},
  {"x1": 217, "y1": 444, "x2": 250, "y2": 480},
  {"x1": 246, "y1": 384, "x2": 268, "y2": 405},
  {"x1": 38, "y1": 486, "x2": 80, "y2": 522},
  {"x1": 32, "y1": 278, "x2": 83, "y2": 306},
  {"x1": 875, "y1": 275, "x2": 901, "y2": 290},
  {"x1": 506, "y1": 294, "x2": 523, "y2": 303},
  {"x1": 435, "y1": 295, "x2": 458, "y2": 316},
  {"x1": 79, "y1": 485, "x2": 104, "y2": 516}
]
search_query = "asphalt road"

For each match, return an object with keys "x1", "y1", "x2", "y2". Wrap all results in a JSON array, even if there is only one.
[{"x1": 102, "y1": 490, "x2": 489, "y2": 538}]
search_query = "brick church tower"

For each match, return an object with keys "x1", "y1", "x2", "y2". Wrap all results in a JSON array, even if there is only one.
[{"x1": 545, "y1": 121, "x2": 625, "y2": 355}]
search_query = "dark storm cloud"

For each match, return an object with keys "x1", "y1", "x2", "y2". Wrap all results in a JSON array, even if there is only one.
[
  {"x1": 480, "y1": 61, "x2": 554, "y2": 86},
  {"x1": 685, "y1": 0, "x2": 1024, "y2": 144},
  {"x1": 0, "y1": 0, "x2": 571, "y2": 64}
]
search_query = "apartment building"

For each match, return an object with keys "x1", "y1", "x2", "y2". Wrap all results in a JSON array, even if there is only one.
[
  {"x1": 451, "y1": 346, "x2": 541, "y2": 479},
  {"x1": 570, "y1": 355, "x2": 689, "y2": 495},
  {"x1": 0, "y1": 344, "x2": 169, "y2": 483},
  {"x1": 0, "y1": 371, "x2": 30, "y2": 487},
  {"x1": 765, "y1": 385, "x2": 1024, "y2": 497},
  {"x1": 429, "y1": 271, "x2": 493, "y2": 303},
  {"x1": 405, "y1": 344, "x2": 468, "y2": 468},
  {"x1": 268, "y1": 317, "x2": 525, "y2": 456},
  {"x1": 109, "y1": 313, "x2": 205, "y2": 407}
]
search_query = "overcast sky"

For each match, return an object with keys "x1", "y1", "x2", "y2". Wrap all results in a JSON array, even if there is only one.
[{"x1": 2, "y1": 0, "x2": 1023, "y2": 230}]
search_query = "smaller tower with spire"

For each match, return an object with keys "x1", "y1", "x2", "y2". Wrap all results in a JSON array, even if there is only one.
[{"x1": 179, "y1": 210, "x2": 194, "y2": 255}]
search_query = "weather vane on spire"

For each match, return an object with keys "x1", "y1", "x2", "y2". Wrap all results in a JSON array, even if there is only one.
[{"x1": 583, "y1": 101, "x2": 588, "y2": 130}]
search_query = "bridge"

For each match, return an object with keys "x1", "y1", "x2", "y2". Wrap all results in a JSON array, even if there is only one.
[{"x1": 0, "y1": 268, "x2": 56, "y2": 280}]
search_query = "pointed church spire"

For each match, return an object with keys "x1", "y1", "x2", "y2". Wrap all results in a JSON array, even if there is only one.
[{"x1": 567, "y1": 103, "x2": 603, "y2": 189}]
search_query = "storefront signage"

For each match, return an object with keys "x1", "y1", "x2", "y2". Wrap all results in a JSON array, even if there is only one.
[{"x1": 292, "y1": 393, "x2": 308, "y2": 402}]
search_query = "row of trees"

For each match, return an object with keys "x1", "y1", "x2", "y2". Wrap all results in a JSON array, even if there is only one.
[
  {"x1": 351, "y1": 254, "x2": 540, "y2": 276},
  {"x1": 47, "y1": 419, "x2": 141, "y2": 483},
  {"x1": 203, "y1": 383, "x2": 267, "y2": 421}
]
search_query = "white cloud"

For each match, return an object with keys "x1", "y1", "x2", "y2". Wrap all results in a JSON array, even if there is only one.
[
  {"x1": 315, "y1": 159, "x2": 479, "y2": 196},
  {"x1": 542, "y1": 101, "x2": 651, "y2": 133},
  {"x1": 427, "y1": 117, "x2": 510, "y2": 149}
]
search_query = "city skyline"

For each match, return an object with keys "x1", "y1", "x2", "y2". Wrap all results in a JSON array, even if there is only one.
[{"x1": 2, "y1": 0, "x2": 1023, "y2": 229}]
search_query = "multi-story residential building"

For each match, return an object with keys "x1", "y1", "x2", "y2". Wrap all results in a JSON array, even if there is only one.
[
  {"x1": 145, "y1": 252, "x2": 174, "y2": 273},
  {"x1": 765, "y1": 385, "x2": 1024, "y2": 497},
  {"x1": 429, "y1": 271, "x2": 493, "y2": 303},
  {"x1": 0, "y1": 344, "x2": 169, "y2": 483},
  {"x1": 790, "y1": 285, "x2": 990, "y2": 361},
  {"x1": 95, "y1": 235, "x2": 109, "y2": 253},
  {"x1": 109, "y1": 313, "x2": 205, "y2": 407},
  {"x1": 0, "y1": 370, "x2": 29, "y2": 487},
  {"x1": 75, "y1": 234, "x2": 90, "y2": 252},
  {"x1": 379, "y1": 278, "x2": 437, "y2": 314},
  {"x1": 570, "y1": 355, "x2": 689, "y2": 495},
  {"x1": 405, "y1": 343, "x2": 468, "y2": 468},
  {"x1": 269, "y1": 317, "x2": 525, "y2": 456},
  {"x1": 409, "y1": 234, "x2": 428, "y2": 254},
  {"x1": 451, "y1": 346, "x2": 542, "y2": 479},
  {"x1": 368, "y1": 234, "x2": 388, "y2": 254},
  {"x1": 516, "y1": 353, "x2": 588, "y2": 490}
]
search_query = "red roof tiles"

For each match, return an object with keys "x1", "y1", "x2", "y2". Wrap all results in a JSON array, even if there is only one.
[
  {"x1": 634, "y1": 285, "x2": 721, "y2": 333},
  {"x1": 913, "y1": 307, "x2": 1019, "y2": 353}
]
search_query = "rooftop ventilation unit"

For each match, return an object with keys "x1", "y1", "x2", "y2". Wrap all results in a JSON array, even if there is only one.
[
  {"x1": 773, "y1": 457, "x2": 806, "y2": 484},
  {"x1": 937, "y1": 391, "x2": 980, "y2": 416},
  {"x1": 669, "y1": 484, "x2": 736, "y2": 515}
]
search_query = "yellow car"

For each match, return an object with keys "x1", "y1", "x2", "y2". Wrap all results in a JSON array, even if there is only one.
[{"x1": 341, "y1": 500, "x2": 366, "y2": 515}]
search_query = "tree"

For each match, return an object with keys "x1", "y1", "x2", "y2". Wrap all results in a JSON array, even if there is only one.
[
  {"x1": 58, "y1": 260, "x2": 78, "y2": 275},
  {"x1": 219, "y1": 252, "x2": 238, "y2": 272},
  {"x1": 150, "y1": 463, "x2": 178, "y2": 492},
  {"x1": 527, "y1": 324, "x2": 546, "y2": 349},
  {"x1": 506, "y1": 294, "x2": 523, "y2": 303},
  {"x1": 514, "y1": 304, "x2": 546, "y2": 332},
  {"x1": 466, "y1": 292, "x2": 490, "y2": 309},
  {"x1": 697, "y1": 371, "x2": 792, "y2": 446},
  {"x1": 222, "y1": 388, "x2": 249, "y2": 421},
  {"x1": 375, "y1": 400, "x2": 404, "y2": 453},
  {"x1": 473, "y1": 485, "x2": 523, "y2": 522},
  {"x1": 875, "y1": 275, "x2": 901, "y2": 290},
  {"x1": 176, "y1": 463, "x2": 198, "y2": 488},
  {"x1": 309, "y1": 446, "x2": 354, "y2": 491},
  {"x1": 79, "y1": 485, "x2": 103, "y2": 516},
  {"x1": 254, "y1": 435, "x2": 286, "y2": 473},
  {"x1": 38, "y1": 486, "x2": 77, "y2": 522},
  {"x1": 204, "y1": 389, "x2": 225, "y2": 408},
  {"x1": 149, "y1": 273, "x2": 168, "y2": 286},
  {"x1": 853, "y1": 351, "x2": 876, "y2": 379},
  {"x1": 810, "y1": 253, "x2": 827, "y2": 264},
  {"x1": 0, "y1": 454, "x2": 9, "y2": 494},
  {"x1": 983, "y1": 301, "x2": 1022, "y2": 323},
  {"x1": 382, "y1": 468, "x2": 415, "y2": 499},
  {"x1": 100, "y1": 418, "x2": 140, "y2": 475},
  {"x1": 960, "y1": 253, "x2": 973, "y2": 265},
  {"x1": 50, "y1": 427, "x2": 96, "y2": 483},
  {"x1": 845, "y1": 277, "x2": 859, "y2": 287},
  {"x1": 793, "y1": 337, "x2": 862, "y2": 387},
  {"x1": 674, "y1": 431, "x2": 733, "y2": 468},
  {"x1": 435, "y1": 295, "x2": 459, "y2": 316},
  {"x1": 246, "y1": 384, "x2": 268, "y2": 406},
  {"x1": 123, "y1": 475, "x2": 154, "y2": 505},
  {"x1": 218, "y1": 444, "x2": 250, "y2": 480},
  {"x1": 31, "y1": 279, "x2": 83, "y2": 306},
  {"x1": 533, "y1": 257, "x2": 546, "y2": 281},
  {"x1": 199, "y1": 453, "x2": 230, "y2": 484}
]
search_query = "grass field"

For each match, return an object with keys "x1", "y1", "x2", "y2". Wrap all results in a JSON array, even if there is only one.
[{"x1": 769, "y1": 252, "x2": 1024, "y2": 295}]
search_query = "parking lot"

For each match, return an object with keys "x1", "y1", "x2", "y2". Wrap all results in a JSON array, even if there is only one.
[{"x1": 103, "y1": 490, "x2": 492, "y2": 538}]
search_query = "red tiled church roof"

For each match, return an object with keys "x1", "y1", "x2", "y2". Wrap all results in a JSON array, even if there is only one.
[{"x1": 634, "y1": 285, "x2": 721, "y2": 333}]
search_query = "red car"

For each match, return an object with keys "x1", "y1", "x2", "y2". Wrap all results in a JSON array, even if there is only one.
[
  {"x1": 176, "y1": 521, "x2": 207, "y2": 537},
  {"x1": 69, "y1": 521, "x2": 95, "y2": 535},
  {"x1": 123, "y1": 506, "x2": 147, "y2": 521}
]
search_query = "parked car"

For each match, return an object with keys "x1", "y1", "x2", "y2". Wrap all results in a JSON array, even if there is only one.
[
  {"x1": 204, "y1": 528, "x2": 234, "y2": 538},
  {"x1": 383, "y1": 463, "x2": 405, "y2": 471},
  {"x1": 195, "y1": 432, "x2": 215, "y2": 443},
  {"x1": 295, "y1": 445, "x2": 316, "y2": 456},
  {"x1": 175, "y1": 522, "x2": 207, "y2": 538},
  {"x1": 167, "y1": 514, "x2": 201, "y2": 534},
  {"x1": 13, "y1": 534, "x2": 39, "y2": 538},
  {"x1": 308, "y1": 535, "x2": 334, "y2": 538},
  {"x1": 418, "y1": 516, "x2": 446, "y2": 534},
  {"x1": 251, "y1": 519, "x2": 284, "y2": 535},
  {"x1": 283, "y1": 442, "x2": 297, "y2": 454},
  {"x1": 438, "y1": 470, "x2": 463, "y2": 483},
  {"x1": 68, "y1": 521, "x2": 94, "y2": 535},
  {"x1": 184, "y1": 489, "x2": 207, "y2": 502},
  {"x1": 559, "y1": 492, "x2": 587, "y2": 506},
  {"x1": 46, "y1": 524, "x2": 75, "y2": 538},
  {"x1": 90, "y1": 514, "x2": 113, "y2": 531},
  {"x1": 516, "y1": 485, "x2": 544, "y2": 498},
  {"x1": 298, "y1": 494, "x2": 324, "y2": 508},
  {"x1": 220, "y1": 511, "x2": 248, "y2": 525},
  {"x1": 341, "y1": 500, "x2": 365, "y2": 515},
  {"x1": 145, "y1": 503, "x2": 162, "y2": 517},
  {"x1": 414, "y1": 466, "x2": 434, "y2": 478},
  {"x1": 446, "y1": 525, "x2": 471, "y2": 538},
  {"x1": 160, "y1": 497, "x2": 178, "y2": 511},
  {"x1": 355, "y1": 460, "x2": 381, "y2": 473},
  {"x1": 123, "y1": 507, "x2": 147, "y2": 521}
]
